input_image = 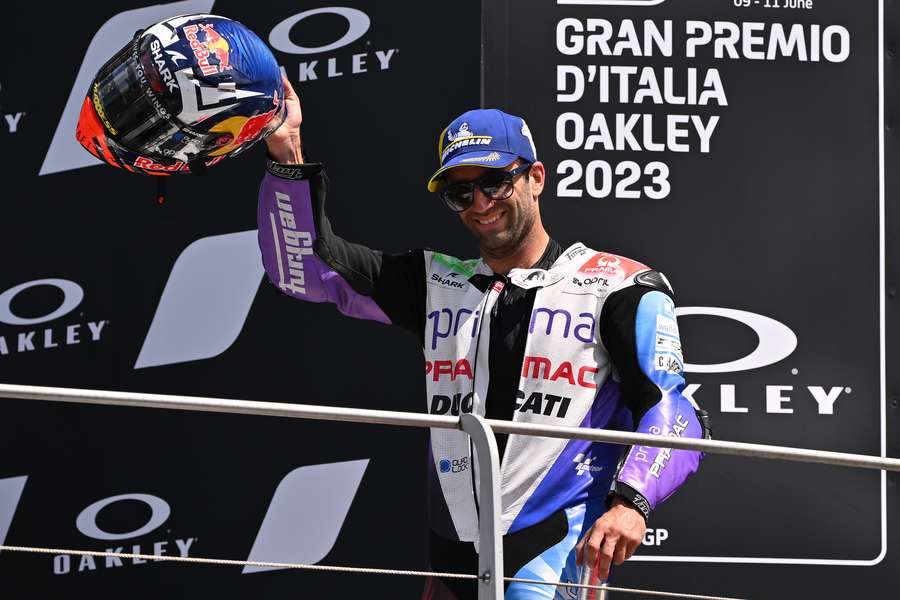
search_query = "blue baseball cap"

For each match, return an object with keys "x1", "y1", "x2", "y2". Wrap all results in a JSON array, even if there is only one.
[{"x1": 426, "y1": 108, "x2": 538, "y2": 192}]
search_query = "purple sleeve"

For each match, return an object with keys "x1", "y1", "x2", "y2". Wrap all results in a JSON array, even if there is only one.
[
  {"x1": 257, "y1": 169, "x2": 391, "y2": 324},
  {"x1": 614, "y1": 290, "x2": 704, "y2": 511}
]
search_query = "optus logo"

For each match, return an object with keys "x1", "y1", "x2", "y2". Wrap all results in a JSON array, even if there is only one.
[
  {"x1": 0, "y1": 460, "x2": 368, "y2": 576},
  {"x1": 0, "y1": 278, "x2": 109, "y2": 357}
]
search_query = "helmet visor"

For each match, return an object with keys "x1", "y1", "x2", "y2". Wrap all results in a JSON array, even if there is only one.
[
  {"x1": 92, "y1": 38, "x2": 184, "y2": 153},
  {"x1": 90, "y1": 35, "x2": 229, "y2": 163}
]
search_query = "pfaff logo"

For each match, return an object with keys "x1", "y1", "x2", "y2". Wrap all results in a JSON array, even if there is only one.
[
  {"x1": 425, "y1": 359, "x2": 473, "y2": 382},
  {"x1": 0, "y1": 460, "x2": 367, "y2": 575}
]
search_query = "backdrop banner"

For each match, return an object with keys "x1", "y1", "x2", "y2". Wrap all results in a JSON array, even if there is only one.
[
  {"x1": 0, "y1": 0, "x2": 896, "y2": 599},
  {"x1": 0, "y1": 0, "x2": 480, "y2": 597},
  {"x1": 484, "y1": 0, "x2": 895, "y2": 598}
]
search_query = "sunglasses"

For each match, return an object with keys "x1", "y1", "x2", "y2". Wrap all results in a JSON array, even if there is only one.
[{"x1": 438, "y1": 163, "x2": 532, "y2": 212}]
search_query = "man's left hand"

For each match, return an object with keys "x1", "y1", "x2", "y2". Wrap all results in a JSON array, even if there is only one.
[{"x1": 575, "y1": 497, "x2": 647, "y2": 583}]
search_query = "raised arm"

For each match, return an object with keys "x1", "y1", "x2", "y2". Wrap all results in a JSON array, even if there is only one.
[{"x1": 257, "y1": 76, "x2": 425, "y2": 334}]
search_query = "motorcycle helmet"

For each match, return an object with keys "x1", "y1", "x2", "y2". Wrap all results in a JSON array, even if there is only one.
[{"x1": 75, "y1": 13, "x2": 285, "y2": 175}]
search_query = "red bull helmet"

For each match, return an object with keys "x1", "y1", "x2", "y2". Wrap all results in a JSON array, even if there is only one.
[{"x1": 76, "y1": 14, "x2": 285, "y2": 175}]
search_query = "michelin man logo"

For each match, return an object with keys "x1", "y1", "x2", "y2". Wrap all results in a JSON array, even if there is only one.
[{"x1": 448, "y1": 122, "x2": 474, "y2": 142}]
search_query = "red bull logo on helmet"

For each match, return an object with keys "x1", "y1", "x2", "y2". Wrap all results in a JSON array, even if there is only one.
[
  {"x1": 183, "y1": 23, "x2": 231, "y2": 76},
  {"x1": 133, "y1": 155, "x2": 227, "y2": 173},
  {"x1": 208, "y1": 104, "x2": 280, "y2": 156}
]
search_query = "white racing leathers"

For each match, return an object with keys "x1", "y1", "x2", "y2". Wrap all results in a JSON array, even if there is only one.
[
  {"x1": 422, "y1": 246, "x2": 703, "y2": 543},
  {"x1": 257, "y1": 166, "x2": 705, "y2": 547}
]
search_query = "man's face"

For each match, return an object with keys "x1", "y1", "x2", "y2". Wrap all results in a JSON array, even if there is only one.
[{"x1": 444, "y1": 161, "x2": 545, "y2": 258}]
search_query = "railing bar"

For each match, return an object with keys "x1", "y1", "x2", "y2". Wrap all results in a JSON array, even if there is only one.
[
  {"x1": 1, "y1": 384, "x2": 898, "y2": 472},
  {"x1": 486, "y1": 420, "x2": 900, "y2": 472},
  {"x1": 0, "y1": 383, "x2": 459, "y2": 430}
]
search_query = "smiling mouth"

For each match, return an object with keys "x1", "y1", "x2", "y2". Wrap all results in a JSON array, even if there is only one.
[{"x1": 474, "y1": 210, "x2": 505, "y2": 226}]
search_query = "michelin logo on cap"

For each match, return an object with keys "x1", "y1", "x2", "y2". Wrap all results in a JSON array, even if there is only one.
[
  {"x1": 441, "y1": 124, "x2": 492, "y2": 162},
  {"x1": 427, "y1": 108, "x2": 538, "y2": 192},
  {"x1": 448, "y1": 122, "x2": 474, "y2": 141}
]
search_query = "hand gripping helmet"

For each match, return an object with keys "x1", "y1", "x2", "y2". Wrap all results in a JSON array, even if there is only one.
[{"x1": 76, "y1": 14, "x2": 285, "y2": 175}]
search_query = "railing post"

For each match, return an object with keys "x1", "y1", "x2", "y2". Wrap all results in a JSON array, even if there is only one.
[{"x1": 460, "y1": 413, "x2": 504, "y2": 600}]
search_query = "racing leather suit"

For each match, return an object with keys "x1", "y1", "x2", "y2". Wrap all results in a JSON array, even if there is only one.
[{"x1": 256, "y1": 161, "x2": 708, "y2": 598}]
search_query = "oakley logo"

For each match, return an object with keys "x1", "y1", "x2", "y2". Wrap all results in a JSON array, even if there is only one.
[
  {"x1": 676, "y1": 307, "x2": 798, "y2": 373},
  {"x1": 76, "y1": 494, "x2": 171, "y2": 541},
  {"x1": 0, "y1": 279, "x2": 83, "y2": 326},
  {"x1": 0, "y1": 460, "x2": 367, "y2": 572},
  {"x1": 269, "y1": 7, "x2": 370, "y2": 55},
  {"x1": 40, "y1": 0, "x2": 215, "y2": 176}
]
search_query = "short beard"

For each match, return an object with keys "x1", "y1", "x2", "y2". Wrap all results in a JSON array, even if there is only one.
[{"x1": 476, "y1": 201, "x2": 536, "y2": 260}]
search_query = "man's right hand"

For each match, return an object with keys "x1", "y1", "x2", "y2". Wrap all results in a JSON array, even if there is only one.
[{"x1": 265, "y1": 75, "x2": 304, "y2": 164}]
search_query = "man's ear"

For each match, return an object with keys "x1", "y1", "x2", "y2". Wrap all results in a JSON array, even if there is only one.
[{"x1": 528, "y1": 161, "x2": 546, "y2": 198}]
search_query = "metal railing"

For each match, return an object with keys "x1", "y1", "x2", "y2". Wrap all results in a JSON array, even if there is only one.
[{"x1": 1, "y1": 383, "x2": 898, "y2": 600}]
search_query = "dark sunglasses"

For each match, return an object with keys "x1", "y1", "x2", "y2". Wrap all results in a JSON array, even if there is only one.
[{"x1": 439, "y1": 162, "x2": 532, "y2": 212}]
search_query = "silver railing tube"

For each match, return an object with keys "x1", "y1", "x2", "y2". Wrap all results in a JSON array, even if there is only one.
[
  {"x1": 2, "y1": 383, "x2": 897, "y2": 472},
  {"x1": 4, "y1": 382, "x2": 900, "y2": 600},
  {"x1": 461, "y1": 414, "x2": 504, "y2": 600}
]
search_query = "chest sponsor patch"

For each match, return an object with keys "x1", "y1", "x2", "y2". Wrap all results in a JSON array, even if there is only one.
[
  {"x1": 428, "y1": 272, "x2": 468, "y2": 291},
  {"x1": 509, "y1": 268, "x2": 564, "y2": 289}
]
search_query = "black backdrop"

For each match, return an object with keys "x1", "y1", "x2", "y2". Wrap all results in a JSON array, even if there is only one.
[
  {"x1": 484, "y1": 0, "x2": 899, "y2": 597},
  {"x1": 0, "y1": 1, "x2": 896, "y2": 598}
]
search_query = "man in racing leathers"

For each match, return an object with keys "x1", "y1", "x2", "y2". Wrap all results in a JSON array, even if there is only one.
[{"x1": 256, "y1": 77, "x2": 709, "y2": 599}]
